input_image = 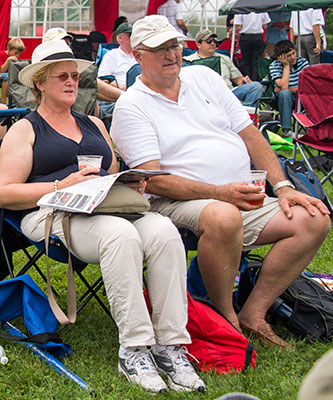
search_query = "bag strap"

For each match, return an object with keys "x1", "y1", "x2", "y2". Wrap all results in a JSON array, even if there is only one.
[
  {"x1": 0, "y1": 329, "x2": 62, "y2": 344},
  {"x1": 45, "y1": 211, "x2": 77, "y2": 326}
]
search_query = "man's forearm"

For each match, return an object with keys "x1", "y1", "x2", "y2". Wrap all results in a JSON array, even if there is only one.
[
  {"x1": 238, "y1": 124, "x2": 286, "y2": 186},
  {"x1": 97, "y1": 79, "x2": 123, "y2": 102},
  {"x1": 146, "y1": 174, "x2": 217, "y2": 200},
  {"x1": 313, "y1": 24, "x2": 321, "y2": 48}
]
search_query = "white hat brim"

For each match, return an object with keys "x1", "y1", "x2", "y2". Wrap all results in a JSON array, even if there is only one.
[{"x1": 18, "y1": 58, "x2": 93, "y2": 88}]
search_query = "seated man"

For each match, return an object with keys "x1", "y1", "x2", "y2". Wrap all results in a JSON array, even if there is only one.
[
  {"x1": 98, "y1": 22, "x2": 137, "y2": 91},
  {"x1": 183, "y1": 29, "x2": 263, "y2": 107},
  {"x1": 43, "y1": 27, "x2": 124, "y2": 118},
  {"x1": 111, "y1": 15, "x2": 331, "y2": 349},
  {"x1": 270, "y1": 40, "x2": 309, "y2": 138}
]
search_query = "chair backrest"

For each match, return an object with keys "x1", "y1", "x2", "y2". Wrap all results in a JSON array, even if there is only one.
[
  {"x1": 182, "y1": 48, "x2": 195, "y2": 57},
  {"x1": 68, "y1": 33, "x2": 93, "y2": 61},
  {"x1": 297, "y1": 64, "x2": 333, "y2": 141},
  {"x1": 89, "y1": 31, "x2": 107, "y2": 62},
  {"x1": 126, "y1": 63, "x2": 142, "y2": 88},
  {"x1": 8, "y1": 60, "x2": 98, "y2": 116},
  {"x1": 215, "y1": 48, "x2": 230, "y2": 57},
  {"x1": 321, "y1": 50, "x2": 333, "y2": 64},
  {"x1": 182, "y1": 56, "x2": 221, "y2": 75},
  {"x1": 95, "y1": 43, "x2": 119, "y2": 67}
]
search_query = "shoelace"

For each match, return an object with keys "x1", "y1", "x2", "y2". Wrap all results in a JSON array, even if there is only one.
[
  {"x1": 165, "y1": 346, "x2": 199, "y2": 370},
  {"x1": 125, "y1": 348, "x2": 159, "y2": 375}
]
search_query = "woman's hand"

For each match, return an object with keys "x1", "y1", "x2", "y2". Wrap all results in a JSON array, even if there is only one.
[
  {"x1": 57, "y1": 167, "x2": 101, "y2": 190},
  {"x1": 125, "y1": 179, "x2": 148, "y2": 195}
]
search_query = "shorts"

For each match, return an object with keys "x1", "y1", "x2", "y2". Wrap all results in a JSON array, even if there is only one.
[
  {"x1": 150, "y1": 197, "x2": 281, "y2": 250},
  {"x1": 0, "y1": 73, "x2": 8, "y2": 83}
]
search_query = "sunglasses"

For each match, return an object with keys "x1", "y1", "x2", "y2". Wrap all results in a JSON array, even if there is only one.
[
  {"x1": 48, "y1": 72, "x2": 82, "y2": 82},
  {"x1": 204, "y1": 39, "x2": 217, "y2": 45}
]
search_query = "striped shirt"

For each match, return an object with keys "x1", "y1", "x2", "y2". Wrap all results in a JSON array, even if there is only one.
[{"x1": 270, "y1": 57, "x2": 309, "y2": 88}]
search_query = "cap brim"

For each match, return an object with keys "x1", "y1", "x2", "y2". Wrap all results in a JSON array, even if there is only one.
[
  {"x1": 142, "y1": 31, "x2": 185, "y2": 48},
  {"x1": 18, "y1": 58, "x2": 93, "y2": 88}
]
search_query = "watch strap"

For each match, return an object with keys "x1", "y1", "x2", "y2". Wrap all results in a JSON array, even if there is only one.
[{"x1": 273, "y1": 180, "x2": 296, "y2": 192}]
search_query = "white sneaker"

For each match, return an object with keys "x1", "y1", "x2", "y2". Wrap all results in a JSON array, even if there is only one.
[
  {"x1": 152, "y1": 345, "x2": 206, "y2": 392},
  {"x1": 118, "y1": 347, "x2": 167, "y2": 393}
]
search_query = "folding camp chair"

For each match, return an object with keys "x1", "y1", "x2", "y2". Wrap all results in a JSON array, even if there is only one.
[
  {"x1": 292, "y1": 64, "x2": 333, "y2": 210},
  {"x1": 95, "y1": 43, "x2": 119, "y2": 67},
  {"x1": 8, "y1": 60, "x2": 98, "y2": 116},
  {"x1": 0, "y1": 209, "x2": 112, "y2": 320}
]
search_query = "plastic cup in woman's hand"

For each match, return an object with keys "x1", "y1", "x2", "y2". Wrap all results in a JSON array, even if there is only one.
[{"x1": 77, "y1": 155, "x2": 103, "y2": 174}]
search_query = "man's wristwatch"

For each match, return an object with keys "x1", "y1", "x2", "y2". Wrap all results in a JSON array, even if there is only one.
[{"x1": 273, "y1": 180, "x2": 295, "y2": 192}]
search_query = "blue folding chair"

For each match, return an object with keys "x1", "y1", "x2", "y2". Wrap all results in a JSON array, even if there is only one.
[
  {"x1": 0, "y1": 209, "x2": 111, "y2": 319},
  {"x1": 95, "y1": 43, "x2": 119, "y2": 67}
]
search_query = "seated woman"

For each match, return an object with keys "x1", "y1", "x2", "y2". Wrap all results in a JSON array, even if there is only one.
[{"x1": 0, "y1": 40, "x2": 205, "y2": 394}]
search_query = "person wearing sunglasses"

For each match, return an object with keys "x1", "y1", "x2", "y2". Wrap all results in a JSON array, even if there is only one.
[
  {"x1": 0, "y1": 39, "x2": 206, "y2": 394},
  {"x1": 183, "y1": 29, "x2": 263, "y2": 107}
]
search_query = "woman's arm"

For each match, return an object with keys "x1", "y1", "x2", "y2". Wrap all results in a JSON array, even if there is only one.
[
  {"x1": 0, "y1": 119, "x2": 55, "y2": 209},
  {"x1": 0, "y1": 118, "x2": 102, "y2": 209}
]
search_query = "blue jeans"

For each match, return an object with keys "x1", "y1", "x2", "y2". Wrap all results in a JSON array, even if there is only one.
[
  {"x1": 232, "y1": 82, "x2": 263, "y2": 107},
  {"x1": 276, "y1": 89, "x2": 295, "y2": 130},
  {"x1": 98, "y1": 100, "x2": 115, "y2": 118}
]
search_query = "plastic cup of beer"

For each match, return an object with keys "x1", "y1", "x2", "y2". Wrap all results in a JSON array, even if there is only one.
[
  {"x1": 77, "y1": 155, "x2": 103, "y2": 172},
  {"x1": 242, "y1": 170, "x2": 267, "y2": 207}
]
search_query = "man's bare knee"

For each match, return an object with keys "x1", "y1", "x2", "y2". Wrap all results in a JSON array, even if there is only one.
[{"x1": 198, "y1": 201, "x2": 243, "y2": 239}]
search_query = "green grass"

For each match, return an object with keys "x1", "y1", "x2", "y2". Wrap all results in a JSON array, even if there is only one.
[{"x1": 0, "y1": 148, "x2": 332, "y2": 399}]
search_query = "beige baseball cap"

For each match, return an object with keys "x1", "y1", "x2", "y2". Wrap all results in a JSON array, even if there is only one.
[
  {"x1": 195, "y1": 29, "x2": 217, "y2": 43},
  {"x1": 131, "y1": 15, "x2": 185, "y2": 49},
  {"x1": 43, "y1": 27, "x2": 73, "y2": 43}
]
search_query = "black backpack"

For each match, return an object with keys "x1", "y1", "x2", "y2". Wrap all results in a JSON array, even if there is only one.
[
  {"x1": 275, "y1": 274, "x2": 333, "y2": 341},
  {"x1": 234, "y1": 258, "x2": 333, "y2": 342}
]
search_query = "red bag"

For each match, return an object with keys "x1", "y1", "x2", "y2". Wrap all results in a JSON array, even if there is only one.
[
  {"x1": 144, "y1": 290, "x2": 256, "y2": 374},
  {"x1": 185, "y1": 294, "x2": 256, "y2": 374}
]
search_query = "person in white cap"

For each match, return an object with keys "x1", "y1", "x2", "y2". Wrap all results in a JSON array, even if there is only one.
[
  {"x1": 42, "y1": 27, "x2": 73, "y2": 45},
  {"x1": 0, "y1": 39, "x2": 206, "y2": 394},
  {"x1": 111, "y1": 15, "x2": 330, "y2": 350}
]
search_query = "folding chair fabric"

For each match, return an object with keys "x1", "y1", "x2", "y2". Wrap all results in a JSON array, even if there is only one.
[
  {"x1": 293, "y1": 64, "x2": 333, "y2": 142},
  {"x1": 95, "y1": 43, "x2": 119, "y2": 67},
  {"x1": 182, "y1": 56, "x2": 221, "y2": 75},
  {"x1": 0, "y1": 209, "x2": 111, "y2": 320},
  {"x1": 292, "y1": 64, "x2": 333, "y2": 210}
]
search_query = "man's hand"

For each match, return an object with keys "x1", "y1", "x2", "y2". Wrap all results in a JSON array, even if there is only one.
[
  {"x1": 276, "y1": 187, "x2": 330, "y2": 218},
  {"x1": 277, "y1": 53, "x2": 290, "y2": 66},
  {"x1": 242, "y1": 75, "x2": 252, "y2": 84},
  {"x1": 215, "y1": 182, "x2": 266, "y2": 211},
  {"x1": 313, "y1": 43, "x2": 321, "y2": 55}
]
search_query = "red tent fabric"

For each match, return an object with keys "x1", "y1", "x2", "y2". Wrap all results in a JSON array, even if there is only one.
[
  {"x1": 94, "y1": 0, "x2": 119, "y2": 35},
  {"x1": 147, "y1": 0, "x2": 168, "y2": 15},
  {"x1": 0, "y1": 0, "x2": 11, "y2": 50}
]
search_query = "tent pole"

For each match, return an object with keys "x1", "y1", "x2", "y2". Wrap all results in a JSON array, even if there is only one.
[
  {"x1": 230, "y1": 23, "x2": 236, "y2": 62},
  {"x1": 43, "y1": 0, "x2": 49, "y2": 36}
]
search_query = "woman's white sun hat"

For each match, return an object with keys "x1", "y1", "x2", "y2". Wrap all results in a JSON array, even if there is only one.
[{"x1": 18, "y1": 40, "x2": 93, "y2": 88}]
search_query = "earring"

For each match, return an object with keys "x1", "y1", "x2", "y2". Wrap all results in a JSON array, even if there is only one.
[{"x1": 41, "y1": 90, "x2": 45, "y2": 102}]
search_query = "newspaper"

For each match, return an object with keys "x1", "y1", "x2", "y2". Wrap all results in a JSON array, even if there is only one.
[{"x1": 37, "y1": 169, "x2": 170, "y2": 214}]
